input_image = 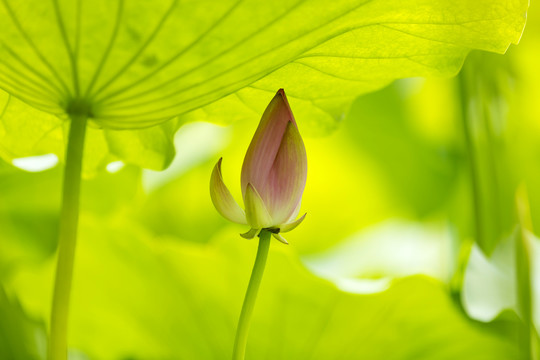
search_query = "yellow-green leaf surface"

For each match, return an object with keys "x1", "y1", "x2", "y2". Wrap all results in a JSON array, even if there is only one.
[
  {"x1": 0, "y1": 0, "x2": 528, "y2": 170},
  {"x1": 0, "y1": 158, "x2": 142, "y2": 276},
  {"x1": 0, "y1": 287, "x2": 46, "y2": 360},
  {"x1": 6, "y1": 216, "x2": 521, "y2": 359}
]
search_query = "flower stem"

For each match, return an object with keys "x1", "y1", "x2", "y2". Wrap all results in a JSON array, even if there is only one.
[
  {"x1": 232, "y1": 230, "x2": 271, "y2": 360},
  {"x1": 515, "y1": 189, "x2": 539, "y2": 360},
  {"x1": 48, "y1": 112, "x2": 87, "y2": 360}
]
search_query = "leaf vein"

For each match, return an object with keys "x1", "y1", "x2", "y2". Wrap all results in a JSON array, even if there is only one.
[
  {"x1": 83, "y1": 0, "x2": 125, "y2": 98},
  {"x1": 52, "y1": 0, "x2": 79, "y2": 95},
  {"x1": 89, "y1": 0, "x2": 179, "y2": 101},
  {"x1": 95, "y1": 0, "x2": 308, "y2": 107},
  {"x1": 1, "y1": 0, "x2": 71, "y2": 97},
  {"x1": 94, "y1": 0, "x2": 245, "y2": 104}
]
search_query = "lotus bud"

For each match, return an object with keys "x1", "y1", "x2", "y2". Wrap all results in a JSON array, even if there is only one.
[{"x1": 210, "y1": 89, "x2": 307, "y2": 244}]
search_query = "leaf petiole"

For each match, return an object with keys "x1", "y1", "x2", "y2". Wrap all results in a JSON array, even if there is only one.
[{"x1": 48, "y1": 111, "x2": 87, "y2": 360}]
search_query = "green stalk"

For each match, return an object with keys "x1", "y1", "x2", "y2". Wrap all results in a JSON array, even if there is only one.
[
  {"x1": 515, "y1": 225, "x2": 535, "y2": 360},
  {"x1": 516, "y1": 190, "x2": 539, "y2": 360},
  {"x1": 48, "y1": 112, "x2": 87, "y2": 360},
  {"x1": 458, "y1": 70, "x2": 483, "y2": 251},
  {"x1": 450, "y1": 70, "x2": 480, "y2": 295},
  {"x1": 232, "y1": 230, "x2": 271, "y2": 360}
]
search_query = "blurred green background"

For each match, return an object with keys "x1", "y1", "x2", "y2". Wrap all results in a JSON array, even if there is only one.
[{"x1": 1, "y1": 2, "x2": 539, "y2": 360}]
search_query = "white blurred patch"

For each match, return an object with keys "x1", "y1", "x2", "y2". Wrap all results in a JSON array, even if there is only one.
[
  {"x1": 333, "y1": 278, "x2": 392, "y2": 294},
  {"x1": 12, "y1": 154, "x2": 58, "y2": 172},
  {"x1": 462, "y1": 231, "x2": 540, "y2": 329},
  {"x1": 462, "y1": 237, "x2": 516, "y2": 322},
  {"x1": 302, "y1": 220, "x2": 454, "y2": 294},
  {"x1": 142, "y1": 122, "x2": 231, "y2": 192},
  {"x1": 106, "y1": 161, "x2": 125, "y2": 173}
]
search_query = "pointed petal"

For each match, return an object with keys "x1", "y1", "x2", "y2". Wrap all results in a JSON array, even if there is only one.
[
  {"x1": 286, "y1": 200, "x2": 302, "y2": 224},
  {"x1": 241, "y1": 89, "x2": 295, "y2": 199},
  {"x1": 280, "y1": 213, "x2": 307, "y2": 233},
  {"x1": 263, "y1": 120, "x2": 307, "y2": 224},
  {"x1": 240, "y1": 228, "x2": 260, "y2": 239},
  {"x1": 272, "y1": 233, "x2": 289, "y2": 245},
  {"x1": 244, "y1": 183, "x2": 273, "y2": 229},
  {"x1": 209, "y1": 158, "x2": 246, "y2": 225}
]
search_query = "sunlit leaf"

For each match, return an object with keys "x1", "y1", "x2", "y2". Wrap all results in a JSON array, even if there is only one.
[
  {"x1": 7, "y1": 216, "x2": 522, "y2": 359},
  {"x1": 0, "y1": 0, "x2": 528, "y2": 167}
]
